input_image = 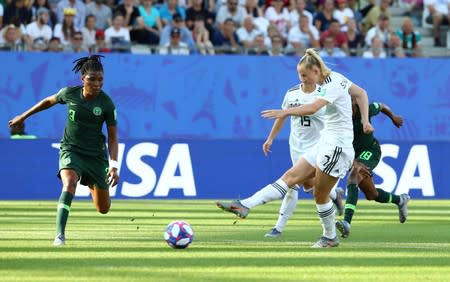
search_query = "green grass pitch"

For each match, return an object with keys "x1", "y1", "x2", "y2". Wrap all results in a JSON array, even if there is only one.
[{"x1": 0, "y1": 199, "x2": 449, "y2": 282}]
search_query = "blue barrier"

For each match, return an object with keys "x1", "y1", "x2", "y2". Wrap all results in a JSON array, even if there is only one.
[
  {"x1": 1, "y1": 53, "x2": 450, "y2": 141},
  {"x1": 0, "y1": 139, "x2": 447, "y2": 199}
]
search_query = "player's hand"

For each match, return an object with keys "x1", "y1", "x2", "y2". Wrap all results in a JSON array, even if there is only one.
[
  {"x1": 8, "y1": 115, "x2": 25, "y2": 128},
  {"x1": 262, "y1": 139, "x2": 273, "y2": 156},
  {"x1": 261, "y1": 109, "x2": 286, "y2": 119},
  {"x1": 392, "y1": 115, "x2": 403, "y2": 128},
  {"x1": 106, "y1": 168, "x2": 119, "y2": 187},
  {"x1": 353, "y1": 160, "x2": 371, "y2": 178},
  {"x1": 363, "y1": 122, "x2": 374, "y2": 134}
]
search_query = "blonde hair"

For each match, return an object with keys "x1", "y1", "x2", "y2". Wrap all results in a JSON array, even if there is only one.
[{"x1": 298, "y1": 48, "x2": 331, "y2": 80}]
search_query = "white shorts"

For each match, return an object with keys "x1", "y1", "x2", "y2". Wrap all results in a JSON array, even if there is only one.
[
  {"x1": 303, "y1": 143, "x2": 354, "y2": 178},
  {"x1": 290, "y1": 144, "x2": 317, "y2": 165}
]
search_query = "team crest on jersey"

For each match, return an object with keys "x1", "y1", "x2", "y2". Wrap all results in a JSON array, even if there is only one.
[
  {"x1": 93, "y1": 107, "x2": 102, "y2": 116},
  {"x1": 62, "y1": 157, "x2": 71, "y2": 165}
]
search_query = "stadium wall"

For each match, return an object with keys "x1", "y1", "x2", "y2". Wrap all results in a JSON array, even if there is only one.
[
  {"x1": 0, "y1": 139, "x2": 448, "y2": 199},
  {"x1": 1, "y1": 53, "x2": 449, "y2": 199}
]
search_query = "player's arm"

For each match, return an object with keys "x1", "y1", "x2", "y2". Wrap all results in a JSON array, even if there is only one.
[
  {"x1": 106, "y1": 125, "x2": 120, "y2": 187},
  {"x1": 349, "y1": 83, "x2": 374, "y2": 134},
  {"x1": 379, "y1": 103, "x2": 403, "y2": 128},
  {"x1": 8, "y1": 95, "x2": 58, "y2": 128},
  {"x1": 263, "y1": 117, "x2": 287, "y2": 156},
  {"x1": 261, "y1": 99, "x2": 327, "y2": 119}
]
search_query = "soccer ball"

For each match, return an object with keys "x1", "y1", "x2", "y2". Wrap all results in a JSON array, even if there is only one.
[{"x1": 164, "y1": 221, "x2": 194, "y2": 249}]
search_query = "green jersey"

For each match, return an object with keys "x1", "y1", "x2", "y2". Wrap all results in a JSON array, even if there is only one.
[
  {"x1": 56, "y1": 86, "x2": 117, "y2": 157},
  {"x1": 353, "y1": 102, "x2": 381, "y2": 155}
]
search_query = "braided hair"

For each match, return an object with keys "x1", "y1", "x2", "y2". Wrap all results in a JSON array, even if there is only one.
[{"x1": 72, "y1": 55, "x2": 105, "y2": 76}]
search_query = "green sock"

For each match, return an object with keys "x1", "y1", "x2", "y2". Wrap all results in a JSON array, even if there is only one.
[
  {"x1": 375, "y1": 188, "x2": 400, "y2": 205},
  {"x1": 344, "y1": 184, "x2": 359, "y2": 224},
  {"x1": 56, "y1": 191, "x2": 74, "y2": 235}
]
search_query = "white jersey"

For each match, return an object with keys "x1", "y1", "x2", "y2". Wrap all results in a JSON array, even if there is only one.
[
  {"x1": 282, "y1": 84, "x2": 326, "y2": 163},
  {"x1": 316, "y1": 71, "x2": 354, "y2": 148}
]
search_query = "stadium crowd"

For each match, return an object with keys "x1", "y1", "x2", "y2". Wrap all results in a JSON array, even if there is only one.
[{"x1": 0, "y1": 0, "x2": 446, "y2": 56}]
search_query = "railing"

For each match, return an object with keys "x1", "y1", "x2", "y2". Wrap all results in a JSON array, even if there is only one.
[{"x1": 1, "y1": 42, "x2": 449, "y2": 57}]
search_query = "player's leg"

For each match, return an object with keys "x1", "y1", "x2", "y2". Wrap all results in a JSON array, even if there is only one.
[
  {"x1": 312, "y1": 145, "x2": 353, "y2": 248},
  {"x1": 216, "y1": 158, "x2": 315, "y2": 218},
  {"x1": 357, "y1": 146, "x2": 410, "y2": 223},
  {"x1": 54, "y1": 168, "x2": 79, "y2": 246},
  {"x1": 89, "y1": 185, "x2": 111, "y2": 214},
  {"x1": 311, "y1": 170, "x2": 340, "y2": 248}
]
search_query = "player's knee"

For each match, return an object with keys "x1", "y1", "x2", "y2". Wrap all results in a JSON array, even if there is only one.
[
  {"x1": 96, "y1": 203, "x2": 110, "y2": 214},
  {"x1": 347, "y1": 169, "x2": 359, "y2": 184}
]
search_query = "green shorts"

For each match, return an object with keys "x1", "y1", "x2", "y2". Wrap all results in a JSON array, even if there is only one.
[
  {"x1": 355, "y1": 140, "x2": 381, "y2": 171},
  {"x1": 58, "y1": 150, "x2": 109, "y2": 189}
]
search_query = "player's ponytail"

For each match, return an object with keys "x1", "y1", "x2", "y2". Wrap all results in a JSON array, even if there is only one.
[
  {"x1": 299, "y1": 48, "x2": 331, "y2": 80},
  {"x1": 72, "y1": 55, "x2": 105, "y2": 76}
]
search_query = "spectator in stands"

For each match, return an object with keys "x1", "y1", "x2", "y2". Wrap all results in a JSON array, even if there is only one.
[
  {"x1": 160, "y1": 13, "x2": 195, "y2": 51},
  {"x1": 264, "y1": 0, "x2": 291, "y2": 40},
  {"x1": 289, "y1": 0, "x2": 313, "y2": 27},
  {"x1": 216, "y1": 0, "x2": 247, "y2": 29},
  {"x1": 362, "y1": 0, "x2": 391, "y2": 34},
  {"x1": 268, "y1": 33, "x2": 284, "y2": 55},
  {"x1": 244, "y1": 0, "x2": 263, "y2": 18},
  {"x1": 244, "y1": 0, "x2": 269, "y2": 33},
  {"x1": 94, "y1": 29, "x2": 111, "y2": 52},
  {"x1": 82, "y1": 15, "x2": 97, "y2": 50},
  {"x1": 215, "y1": 0, "x2": 247, "y2": 13},
  {"x1": 396, "y1": 16, "x2": 422, "y2": 57},
  {"x1": 3, "y1": 0, "x2": 32, "y2": 27},
  {"x1": 0, "y1": 3, "x2": 3, "y2": 29},
  {"x1": 263, "y1": 0, "x2": 291, "y2": 10},
  {"x1": 287, "y1": 14, "x2": 320, "y2": 54},
  {"x1": 345, "y1": 17, "x2": 363, "y2": 56},
  {"x1": 387, "y1": 32, "x2": 407, "y2": 57},
  {"x1": 362, "y1": 35, "x2": 386, "y2": 58},
  {"x1": 86, "y1": 0, "x2": 112, "y2": 31},
  {"x1": 186, "y1": 0, "x2": 215, "y2": 35},
  {"x1": 138, "y1": 0, "x2": 162, "y2": 41},
  {"x1": 425, "y1": 0, "x2": 449, "y2": 47},
  {"x1": 25, "y1": 7, "x2": 52, "y2": 47},
  {"x1": 159, "y1": 26, "x2": 190, "y2": 54},
  {"x1": 192, "y1": 15, "x2": 215, "y2": 54},
  {"x1": 314, "y1": 0, "x2": 335, "y2": 33},
  {"x1": 56, "y1": 0, "x2": 86, "y2": 30},
  {"x1": 47, "y1": 36, "x2": 63, "y2": 52},
  {"x1": 318, "y1": 34, "x2": 347, "y2": 57},
  {"x1": 130, "y1": 16, "x2": 157, "y2": 46},
  {"x1": 30, "y1": 37, "x2": 48, "y2": 51},
  {"x1": 114, "y1": 0, "x2": 140, "y2": 29},
  {"x1": 0, "y1": 24, "x2": 22, "y2": 50},
  {"x1": 365, "y1": 14, "x2": 391, "y2": 48},
  {"x1": 320, "y1": 19, "x2": 348, "y2": 51},
  {"x1": 105, "y1": 13, "x2": 131, "y2": 52},
  {"x1": 333, "y1": 0, "x2": 354, "y2": 32},
  {"x1": 212, "y1": 17, "x2": 240, "y2": 54},
  {"x1": 237, "y1": 15, "x2": 262, "y2": 48},
  {"x1": 53, "y1": 8, "x2": 78, "y2": 46},
  {"x1": 248, "y1": 33, "x2": 269, "y2": 55},
  {"x1": 31, "y1": 0, "x2": 58, "y2": 29},
  {"x1": 159, "y1": 0, "x2": 186, "y2": 27},
  {"x1": 64, "y1": 30, "x2": 88, "y2": 52},
  {"x1": 346, "y1": 0, "x2": 363, "y2": 27}
]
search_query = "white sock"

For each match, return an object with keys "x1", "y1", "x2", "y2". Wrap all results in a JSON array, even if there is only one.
[
  {"x1": 316, "y1": 201, "x2": 336, "y2": 239},
  {"x1": 275, "y1": 188, "x2": 298, "y2": 232},
  {"x1": 241, "y1": 179, "x2": 288, "y2": 209}
]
